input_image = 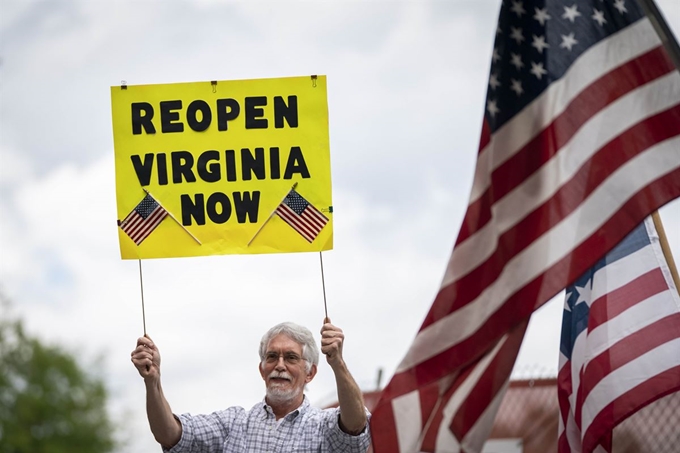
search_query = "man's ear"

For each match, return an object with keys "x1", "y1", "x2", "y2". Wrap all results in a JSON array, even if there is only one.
[
  {"x1": 258, "y1": 362, "x2": 266, "y2": 381},
  {"x1": 305, "y1": 363, "x2": 317, "y2": 383}
]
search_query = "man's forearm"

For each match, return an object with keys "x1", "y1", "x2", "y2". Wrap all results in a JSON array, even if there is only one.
[
  {"x1": 145, "y1": 379, "x2": 182, "y2": 448},
  {"x1": 333, "y1": 361, "x2": 368, "y2": 435}
]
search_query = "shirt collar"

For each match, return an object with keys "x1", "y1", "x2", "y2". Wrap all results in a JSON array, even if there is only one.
[{"x1": 260, "y1": 394, "x2": 310, "y2": 420}]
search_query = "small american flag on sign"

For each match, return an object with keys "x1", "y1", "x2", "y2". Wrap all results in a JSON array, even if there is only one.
[
  {"x1": 275, "y1": 189, "x2": 328, "y2": 243},
  {"x1": 118, "y1": 193, "x2": 168, "y2": 246}
]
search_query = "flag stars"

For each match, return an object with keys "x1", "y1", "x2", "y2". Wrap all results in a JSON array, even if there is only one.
[
  {"x1": 510, "y1": 26, "x2": 525, "y2": 44},
  {"x1": 511, "y1": 1, "x2": 526, "y2": 17},
  {"x1": 530, "y1": 61, "x2": 548, "y2": 79},
  {"x1": 614, "y1": 0, "x2": 627, "y2": 14},
  {"x1": 487, "y1": 99, "x2": 500, "y2": 117},
  {"x1": 592, "y1": 9, "x2": 607, "y2": 26},
  {"x1": 562, "y1": 4, "x2": 581, "y2": 22},
  {"x1": 533, "y1": 7, "x2": 551, "y2": 26},
  {"x1": 492, "y1": 48, "x2": 501, "y2": 63},
  {"x1": 532, "y1": 34, "x2": 549, "y2": 53},
  {"x1": 489, "y1": 73, "x2": 501, "y2": 90},
  {"x1": 560, "y1": 32, "x2": 578, "y2": 51},
  {"x1": 510, "y1": 52, "x2": 524, "y2": 69},
  {"x1": 510, "y1": 79, "x2": 523, "y2": 96}
]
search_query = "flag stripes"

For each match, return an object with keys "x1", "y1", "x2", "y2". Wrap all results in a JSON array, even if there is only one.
[{"x1": 371, "y1": 3, "x2": 680, "y2": 450}]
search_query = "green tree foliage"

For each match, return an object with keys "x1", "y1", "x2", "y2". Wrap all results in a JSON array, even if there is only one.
[{"x1": 0, "y1": 301, "x2": 117, "y2": 453}]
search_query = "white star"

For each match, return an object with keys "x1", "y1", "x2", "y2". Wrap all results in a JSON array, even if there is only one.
[
  {"x1": 497, "y1": 25, "x2": 503, "y2": 35},
  {"x1": 573, "y1": 282, "x2": 592, "y2": 307},
  {"x1": 534, "y1": 7, "x2": 551, "y2": 26},
  {"x1": 532, "y1": 34, "x2": 549, "y2": 54},
  {"x1": 489, "y1": 73, "x2": 501, "y2": 90},
  {"x1": 492, "y1": 48, "x2": 501, "y2": 63},
  {"x1": 614, "y1": 0, "x2": 627, "y2": 14},
  {"x1": 510, "y1": 52, "x2": 524, "y2": 70},
  {"x1": 510, "y1": 26, "x2": 525, "y2": 44},
  {"x1": 510, "y1": 79, "x2": 523, "y2": 95},
  {"x1": 530, "y1": 61, "x2": 548, "y2": 79},
  {"x1": 560, "y1": 32, "x2": 578, "y2": 51},
  {"x1": 562, "y1": 4, "x2": 582, "y2": 23},
  {"x1": 592, "y1": 9, "x2": 607, "y2": 26},
  {"x1": 511, "y1": 1, "x2": 526, "y2": 17},
  {"x1": 487, "y1": 99, "x2": 500, "y2": 117}
]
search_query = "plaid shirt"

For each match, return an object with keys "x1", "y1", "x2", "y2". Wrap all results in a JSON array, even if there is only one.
[{"x1": 165, "y1": 396, "x2": 371, "y2": 453}]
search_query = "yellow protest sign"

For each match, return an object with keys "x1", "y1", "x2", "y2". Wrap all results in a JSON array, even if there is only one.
[{"x1": 111, "y1": 75, "x2": 333, "y2": 259}]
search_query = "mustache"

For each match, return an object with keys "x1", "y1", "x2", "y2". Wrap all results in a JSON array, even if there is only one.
[{"x1": 268, "y1": 371, "x2": 292, "y2": 381}]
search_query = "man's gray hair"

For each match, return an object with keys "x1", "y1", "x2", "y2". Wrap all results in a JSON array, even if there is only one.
[{"x1": 259, "y1": 322, "x2": 319, "y2": 373}]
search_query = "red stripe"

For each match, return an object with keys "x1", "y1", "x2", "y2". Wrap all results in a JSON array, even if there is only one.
[
  {"x1": 589, "y1": 268, "x2": 669, "y2": 330},
  {"x1": 558, "y1": 431, "x2": 571, "y2": 453},
  {"x1": 557, "y1": 364, "x2": 573, "y2": 426},
  {"x1": 421, "y1": 104, "x2": 680, "y2": 331},
  {"x1": 419, "y1": 369, "x2": 472, "y2": 449},
  {"x1": 581, "y1": 366, "x2": 680, "y2": 453},
  {"x1": 370, "y1": 400, "x2": 401, "y2": 453},
  {"x1": 575, "y1": 313, "x2": 680, "y2": 421},
  {"x1": 448, "y1": 322, "x2": 527, "y2": 441},
  {"x1": 378, "y1": 167, "x2": 680, "y2": 401},
  {"x1": 457, "y1": 46, "x2": 675, "y2": 244},
  {"x1": 121, "y1": 213, "x2": 143, "y2": 235}
]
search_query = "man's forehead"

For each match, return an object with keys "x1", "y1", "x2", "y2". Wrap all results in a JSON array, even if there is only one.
[{"x1": 266, "y1": 333, "x2": 303, "y2": 352}]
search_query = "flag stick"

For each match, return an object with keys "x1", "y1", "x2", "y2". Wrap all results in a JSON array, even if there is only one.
[
  {"x1": 138, "y1": 259, "x2": 147, "y2": 336},
  {"x1": 247, "y1": 182, "x2": 298, "y2": 246},
  {"x1": 651, "y1": 211, "x2": 680, "y2": 293},
  {"x1": 319, "y1": 251, "x2": 328, "y2": 320},
  {"x1": 141, "y1": 187, "x2": 202, "y2": 245},
  {"x1": 638, "y1": 0, "x2": 680, "y2": 72}
]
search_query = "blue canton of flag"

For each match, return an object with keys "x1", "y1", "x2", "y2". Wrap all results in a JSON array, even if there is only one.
[{"x1": 487, "y1": 0, "x2": 644, "y2": 130}]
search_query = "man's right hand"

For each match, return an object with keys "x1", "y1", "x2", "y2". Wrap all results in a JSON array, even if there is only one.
[{"x1": 131, "y1": 336, "x2": 161, "y2": 381}]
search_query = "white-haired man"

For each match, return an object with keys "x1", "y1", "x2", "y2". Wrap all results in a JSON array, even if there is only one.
[{"x1": 131, "y1": 319, "x2": 371, "y2": 452}]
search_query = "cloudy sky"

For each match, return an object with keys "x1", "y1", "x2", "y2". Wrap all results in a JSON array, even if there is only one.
[{"x1": 1, "y1": 1, "x2": 678, "y2": 451}]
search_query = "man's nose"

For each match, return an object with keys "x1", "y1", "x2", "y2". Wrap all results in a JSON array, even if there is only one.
[{"x1": 275, "y1": 355, "x2": 287, "y2": 370}]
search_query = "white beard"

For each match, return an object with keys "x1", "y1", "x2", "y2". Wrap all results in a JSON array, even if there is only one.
[{"x1": 266, "y1": 371, "x2": 303, "y2": 405}]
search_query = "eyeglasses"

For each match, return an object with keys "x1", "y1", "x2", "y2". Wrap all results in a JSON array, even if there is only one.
[{"x1": 264, "y1": 352, "x2": 305, "y2": 365}]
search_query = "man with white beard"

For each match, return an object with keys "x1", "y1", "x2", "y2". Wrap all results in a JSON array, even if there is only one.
[{"x1": 131, "y1": 319, "x2": 371, "y2": 452}]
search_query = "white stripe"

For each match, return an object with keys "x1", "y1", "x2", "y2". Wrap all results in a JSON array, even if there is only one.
[
  {"x1": 392, "y1": 390, "x2": 424, "y2": 453},
  {"x1": 645, "y1": 217, "x2": 680, "y2": 309},
  {"x1": 447, "y1": 72, "x2": 680, "y2": 284},
  {"x1": 589, "y1": 244, "x2": 660, "y2": 302},
  {"x1": 397, "y1": 137, "x2": 680, "y2": 372},
  {"x1": 458, "y1": 381, "x2": 508, "y2": 453},
  {"x1": 470, "y1": 19, "x2": 662, "y2": 202},
  {"x1": 580, "y1": 338, "x2": 680, "y2": 434},
  {"x1": 432, "y1": 338, "x2": 505, "y2": 452},
  {"x1": 585, "y1": 290, "x2": 676, "y2": 368}
]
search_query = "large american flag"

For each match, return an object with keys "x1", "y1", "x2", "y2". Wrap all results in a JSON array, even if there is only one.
[
  {"x1": 370, "y1": 0, "x2": 680, "y2": 451},
  {"x1": 275, "y1": 189, "x2": 329, "y2": 243},
  {"x1": 119, "y1": 193, "x2": 168, "y2": 246},
  {"x1": 558, "y1": 216, "x2": 680, "y2": 453}
]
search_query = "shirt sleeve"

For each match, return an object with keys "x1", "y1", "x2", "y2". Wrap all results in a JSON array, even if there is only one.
[
  {"x1": 324, "y1": 407, "x2": 372, "y2": 453},
  {"x1": 164, "y1": 408, "x2": 243, "y2": 453}
]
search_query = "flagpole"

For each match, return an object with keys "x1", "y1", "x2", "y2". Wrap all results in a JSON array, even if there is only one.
[
  {"x1": 638, "y1": 0, "x2": 680, "y2": 72},
  {"x1": 651, "y1": 211, "x2": 680, "y2": 292},
  {"x1": 247, "y1": 182, "x2": 298, "y2": 246},
  {"x1": 319, "y1": 252, "x2": 328, "y2": 320},
  {"x1": 138, "y1": 259, "x2": 147, "y2": 336},
  {"x1": 141, "y1": 187, "x2": 202, "y2": 245}
]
